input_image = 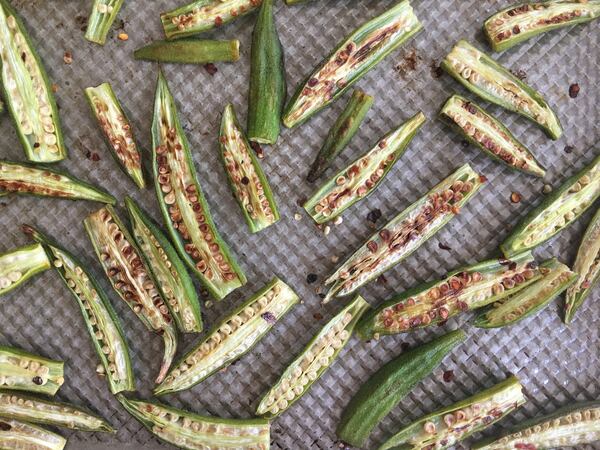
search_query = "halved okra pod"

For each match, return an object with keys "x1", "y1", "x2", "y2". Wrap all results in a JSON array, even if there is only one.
[
  {"x1": 442, "y1": 40, "x2": 562, "y2": 140},
  {"x1": 257, "y1": 295, "x2": 369, "y2": 418},
  {"x1": 378, "y1": 376, "x2": 527, "y2": 450},
  {"x1": 84, "y1": 83, "x2": 145, "y2": 189},
  {"x1": 23, "y1": 225, "x2": 135, "y2": 394},
  {"x1": 304, "y1": 112, "x2": 425, "y2": 224},
  {"x1": 337, "y1": 329, "x2": 466, "y2": 448},
  {"x1": 323, "y1": 163, "x2": 485, "y2": 302},
  {"x1": 484, "y1": 1, "x2": 600, "y2": 52},
  {"x1": 0, "y1": 418, "x2": 66, "y2": 450},
  {"x1": 501, "y1": 154, "x2": 600, "y2": 258},
  {"x1": 283, "y1": 0, "x2": 422, "y2": 128},
  {"x1": 440, "y1": 95, "x2": 545, "y2": 177},
  {"x1": 0, "y1": 346, "x2": 64, "y2": 396},
  {"x1": 155, "y1": 278, "x2": 298, "y2": 395},
  {"x1": 219, "y1": 104, "x2": 280, "y2": 233},
  {"x1": 84, "y1": 206, "x2": 177, "y2": 384},
  {"x1": 0, "y1": 243, "x2": 50, "y2": 296},
  {"x1": 85, "y1": 0, "x2": 125, "y2": 45},
  {"x1": 134, "y1": 39, "x2": 240, "y2": 64},
  {"x1": 152, "y1": 71, "x2": 246, "y2": 300}
]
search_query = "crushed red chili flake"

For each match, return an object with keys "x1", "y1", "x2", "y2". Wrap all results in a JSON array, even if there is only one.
[
  {"x1": 63, "y1": 51, "x2": 73, "y2": 64},
  {"x1": 511, "y1": 192, "x2": 522, "y2": 203},
  {"x1": 313, "y1": 312, "x2": 323, "y2": 320},
  {"x1": 564, "y1": 145, "x2": 574, "y2": 154},
  {"x1": 510, "y1": 69, "x2": 527, "y2": 80},
  {"x1": 306, "y1": 273, "x2": 318, "y2": 284},
  {"x1": 250, "y1": 141, "x2": 264, "y2": 158},
  {"x1": 377, "y1": 274, "x2": 388, "y2": 285},
  {"x1": 203, "y1": 63, "x2": 218, "y2": 76},
  {"x1": 400, "y1": 342, "x2": 411, "y2": 352},
  {"x1": 569, "y1": 83, "x2": 580, "y2": 98},
  {"x1": 430, "y1": 59, "x2": 443, "y2": 78},
  {"x1": 394, "y1": 48, "x2": 421, "y2": 78},
  {"x1": 438, "y1": 242, "x2": 451, "y2": 251},
  {"x1": 443, "y1": 370, "x2": 454, "y2": 382},
  {"x1": 367, "y1": 208, "x2": 382, "y2": 223}
]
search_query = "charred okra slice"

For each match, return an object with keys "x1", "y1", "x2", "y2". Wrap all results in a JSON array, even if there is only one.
[
  {"x1": 257, "y1": 295, "x2": 369, "y2": 418},
  {"x1": 442, "y1": 40, "x2": 562, "y2": 140},
  {"x1": 501, "y1": 154, "x2": 600, "y2": 257},
  {"x1": 219, "y1": 104, "x2": 280, "y2": 233},
  {"x1": 152, "y1": 71, "x2": 246, "y2": 299},
  {"x1": 84, "y1": 206, "x2": 177, "y2": 384},
  {"x1": 378, "y1": 376, "x2": 526, "y2": 450},
  {"x1": 440, "y1": 95, "x2": 545, "y2": 177},
  {"x1": 84, "y1": 83, "x2": 145, "y2": 189},
  {"x1": 134, "y1": 39, "x2": 240, "y2": 64},
  {"x1": 337, "y1": 330, "x2": 466, "y2": 448},
  {"x1": 155, "y1": 278, "x2": 298, "y2": 395},
  {"x1": 324, "y1": 164, "x2": 484, "y2": 302},
  {"x1": 0, "y1": 0, "x2": 66, "y2": 163},
  {"x1": 0, "y1": 418, "x2": 66, "y2": 450},
  {"x1": 23, "y1": 225, "x2": 135, "y2": 394},
  {"x1": 484, "y1": 1, "x2": 600, "y2": 52},
  {"x1": 304, "y1": 112, "x2": 425, "y2": 224},
  {"x1": 283, "y1": 0, "x2": 422, "y2": 128},
  {"x1": 0, "y1": 243, "x2": 50, "y2": 296},
  {"x1": 0, "y1": 346, "x2": 64, "y2": 396},
  {"x1": 85, "y1": 0, "x2": 125, "y2": 45},
  {"x1": 125, "y1": 197, "x2": 203, "y2": 333}
]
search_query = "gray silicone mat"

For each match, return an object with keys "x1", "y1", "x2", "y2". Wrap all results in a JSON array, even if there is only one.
[{"x1": 0, "y1": 0, "x2": 598, "y2": 449}]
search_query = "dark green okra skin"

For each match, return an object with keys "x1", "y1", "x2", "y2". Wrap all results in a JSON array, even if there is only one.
[
  {"x1": 0, "y1": 345, "x2": 64, "y2": 396},
  {"x1": 307, "y1": 89, "x2": 374, "y2": 183},
  {"x1": 85, "y1": 0, "x2": 125, "y2": 45},
  {"x1": 337, "y1": 330, "x2": 466, "y2": 448},
  {"x1": 0, "y1": 243, "x2": 50, "y2": 297},
  {"x1": 134, "y1": 39, "x2": 240, "y2": 64},
  {"x1": 0, "y1": 418, "x2": 66, "y2": 450}
]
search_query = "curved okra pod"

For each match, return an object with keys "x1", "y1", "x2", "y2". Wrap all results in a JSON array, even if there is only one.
[
  {"x1": 84, "y1": 206, "x2": 177, "y2": 384},
  {"x1": 134, "y1": 39, "x2": 240, "y2": 64},
  {"x1": 283, "y1": 0, "x2": 422, "y2": 128},
  {"x1": 304, "y1": 112, "x2": 425, "y2": 224},
  {"x1": 0, "y1": 418, "x2": 66, "y2": 450},
  {"x1": 152, "y1": 71, "x2": 246, "y2": 299},
  {"x1": 323, "y1": 164, "x2": 485, "y2": 302},
  {"x1": 155, "y1": 278, "x2": 298, "y2": 395},
  {"x1": 0, "y1": 346, "x2": 64, "y2": 396},
  {"x1": 257, "y1": 295, "x2": 369, "y2": 418},
  {"x1": 501, "y1": 154, "x2": 600, "y2": 257},
  {"x1": 0, "y1": 243, "x2": 50, "y2": 296},
  {"x1": 23, "y1": 224, "x2": 135, "y2": 394},
  {"x1": 85, "y1": 0, "x2": 125, "y2": 45},
  {"x1": 440, "y1": 95, "x2": 545, "y2": 177},
  {"x1": 441, "y1": 40, "x2": 562, "y2": 140},
  {"x1": 219, "y1": 104, "x2": 280, "y2": 233}
]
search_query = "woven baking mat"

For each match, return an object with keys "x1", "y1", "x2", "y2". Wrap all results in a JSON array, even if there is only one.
[{"x1": 0, "y1": 0, "x2": 598, "y2": 449}]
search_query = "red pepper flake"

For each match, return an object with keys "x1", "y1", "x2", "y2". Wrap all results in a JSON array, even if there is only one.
[
  {"x1": 438, "y1": 242, "x2": 451, "y2": 251},
  {"x1": 306, "y1": 273, "x2": 318, "y2": 284},
  {"x1": 377, "y1": 274, "x2": 388, "y2": 285},
  {"x1": 203, "y1": 63, "x2": 218, "y2": 76},
  {"x1": 511, "y1": 69, "x2": 527, "y2": 80},
  {"x1": 400, "y1": 342, "x2": 411, "y2": 352},
  {"x1": 250, "y1": 141, "x2": 264, "y2": 158},
  {"x1": 443, "y1": 370, "x2": 454, "y2": 382},
  {"x1": 313, "y1": 312, "x2": 323, "y2": 320},
  {"x1": 511, "y1": 192, "x2": 522, "y2": 203},
  {"x1": 430, "y1": 59, "x2": 443, "y2": 78},
  {"x1": 214, "y1": 16, "x2": 223, "y2": 26},
  {"x1": 63, "y1": 51, "x2": 73, "y2": 64},
  {"x1": 564, "y1": 145, "x2": 574, "y2": 154},
  {"x1": 569, "y1": 83, "x2": 580, "y2": 99},
  {"x1": 479, "y1": 175, "x2": 488, "y2": 183},
  {"x1": 51, "y1": 83, "x2": 59, "y2": 93},
  {"x1": 367, "y1": 208, "x2": 382, "y2": 223},
  {"x1": 86, "y1": 151, "x2": 100, "y2": 161}
]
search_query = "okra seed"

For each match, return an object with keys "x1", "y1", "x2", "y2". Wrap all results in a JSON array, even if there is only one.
[{"x1": 423, "y1": 421, "x2": 436, "y2": 434}]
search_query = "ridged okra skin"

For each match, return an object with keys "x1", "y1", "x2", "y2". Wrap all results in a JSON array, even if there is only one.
[
  {"x1": 85, "y1": 0, "x2": 125, "y2": 45},
  {"x1": 0, "y1": 346, "x2": 64, "y2": 396},
  {"x1": 0, "y1": 243, "x2": 50, "y2": 297},
  {"x1": 134, "y1": 39, "x2": 240, "y2": 64},
  {"x1": 0, "y1": 418, "x2": 66, "y2": 450}
]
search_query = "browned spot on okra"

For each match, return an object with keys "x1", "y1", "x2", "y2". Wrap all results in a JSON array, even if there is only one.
[
  {"x1": 170, "y1": 0, "x2": 262, "y2": 32},
  {"x1": 0, "y1": 167, "x2": 70, "y2": 197}
]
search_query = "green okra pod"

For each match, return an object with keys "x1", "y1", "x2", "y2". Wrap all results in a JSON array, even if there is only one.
[
  {"x1": 134, "y1": 39, "x2": 240, "y2": 64},
  {"x1": 0, "y1": 243, "x2": 50, "y2": 297},
  {"x1": 0, "y1": 346, "x2": 64, "y2": 396},
  {"x1": 0, "y1": 418, "x2": 66, "y2": 450},
  {"x1": 85, "y1": 0, "x2": 125, "y2": 45}
]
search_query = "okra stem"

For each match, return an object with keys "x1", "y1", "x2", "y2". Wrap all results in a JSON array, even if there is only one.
[
  {"x1": 0, "y1": 346, "x2": 64, "y2": 396},
  {"x1": 85, "y1": 0, "x2": 125, "y2": 45},
  {"x1": 0, "y1": 243, "x2": 50, "y2": 297},
  {"x1": 0, "y1": 418, "x2": 66, "y2": 450},
  {"x1": 134, "y1": 39, "x2": 240, "y2": 64}
]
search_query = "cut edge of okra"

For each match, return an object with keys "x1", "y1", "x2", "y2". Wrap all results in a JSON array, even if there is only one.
[
  {"x1": 134, "y1": 39, "x2": 241, "y2": 64},
  {"x1": 0, "y1": 417, "x2": 66, "y2": 450},
  {"x1": 85, "y1": 0, "x2": 125, "y2": 45},
  {"x1": 0, "y1": 243, "x2": 50, "y2": 296},
  {"x1": 0, "y1": 345, "x2": 64, "y2": 396}
]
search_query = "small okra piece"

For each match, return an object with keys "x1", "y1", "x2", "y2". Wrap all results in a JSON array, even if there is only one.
[
  {"x1": 501, "y1": 154, "x2": 600, "y2": 258},
  {"x1": 84, "y1": 205, "x2": 177, "y2": 384},
  {"x1": 84, "y1": 83, "x2": 145, "y2": 189},
  {"x1": 0, "y1": 418, "x2": 66, "y2": 450},
  {"x1": 378, "y1": 376, "x2": 527, "y2": 450},
  {"x1": 283, "y1": 0, "x2": 422, "y2": 128},
  {"x1": 134, "y1": 39, "x2": 240, "y2": 64},
  {"x1": 219, "y1": 104, "x2": 280, "y2": 233},
  {"x1": 23, "y1": 224, "x2": 135, "y2": 394},
  {"x1": 0, "y1": 346, "x2": 64, "y2": 396},
  {"x1": 441, "y1": 40, "x2": 562, "y2": 140},
  {"x1": 152, "y1": 71, "x2": 246, "y2": 300},
  {"x1": 0, "y1": 243, "x2": 50, "y2": 296},
  {"x1": 155, "y1": 278, "x2": 298, "y2": 395},
  {"x1": 304, "y1": 112, "x2": 426, "y2": 224},
  {"x1": 85, "y1": 0, "x2": 125, "y2": 45},
  {"x1": 440, "y1": 95, "x2": 545, "y2": 177},
  {"x1": 257, "y1": 295, "x2": 370, "y2": 418},
  {"x1": 323, "y1": 163, "x2": 485, "y2": 302}
]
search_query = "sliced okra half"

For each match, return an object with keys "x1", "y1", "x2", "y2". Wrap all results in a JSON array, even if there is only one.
[
  {"x1": 304, "y1": 112, "x2": 426, "y2": 224},
  {"x1": 23, "y1": 224, "x2": 135, "y2": 394},
  {"x1": 323, "y1": 163, "x2": 485, "y2": 302},
  {"x1": 219, "y1": 103, "x2": 280, "y2": 233},
  {"x1": 134, "y1": 39, "x2": 240, "y2": 64},
  {"x1": 152, "y1": 71, "x2": 246, "y2": 300},
  {"x1": 0, "y1": 346, "x2": 64, "y2": 396},
  {"x1": 378, "y1": 376, "x2": 527, "y2": 450},
  {"x1": 257, "y1": 295, "x2": 369, "y2": 418},
  {"x1": 501, "y1": 154, "x2": 600, "y2": 257},
  {"x1": 0, "y1": 418, "x2": 66, "y2": 450},
  {"x1": 0, "y1": 243, "x2": 50, "y2": 297},
  {"x1": 85, "y1": 0, "x2": 125, "y2": 45},
  {"x1": 283, "y1": 0, "x2": 422, "y2": 128},
  {"x1": 0, "y1": 0, "x2": 66, "y2": 162},
  {"x1": 84, "y1": 206, "x2": 177, "y2": 384},
  {"x1": 440, "y1": 95, "x2": 545, "y2": 177},
  {"x1": 442, "y1": 40, "x2": 562, "y2": 140},
  {"x1": 155, "y1": 278, "x2": 298, "y2": 395}
]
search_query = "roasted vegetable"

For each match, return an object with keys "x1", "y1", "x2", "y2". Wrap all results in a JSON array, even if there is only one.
[
  {"x1": 85, "y1": 0, "x2": 124, "y2": 45},
  {"x1": 134, "y1": 39, "x2": 240, "y2": 64},
  {"x1": 0, "y1": 418, "x2": 66, "y2": 450},
  {"x1": 0, "y1": 243, "x2": 50, "y2": 297},
  {"x1": 0, "y1": 346, "x2": 64, "y2": 396}
]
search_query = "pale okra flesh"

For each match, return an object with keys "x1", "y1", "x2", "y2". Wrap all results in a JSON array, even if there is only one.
[
  {"x1": 155, "y1": 278, "x2": 298, "y2": 395},
  {"x1": 441, "y1": 40, "x2": 562, "y2": 140},
  {"x1": 0, "y1": 418, "x2": 66, "y2": 450},
  {"x1": 85, "y1": 0, "x2": 125, "y2": 45},
  {"x1": 256, "y1": 295, "x2": 369, "y2": 418},
  {"x1": 0, "y1": 243, "x2": 50, "y2": 297},
  {"x1": 304, "y1": 112, "x2": 426, "y2": 224},
  {"x1": 323, "y1": 163, "x2": 484, "y2": 302},
  {"x1": 0, "y1": 346, "x2": 64, "y2": 396}
]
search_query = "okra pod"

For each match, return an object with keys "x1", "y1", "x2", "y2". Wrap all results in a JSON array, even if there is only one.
[
  {"x1": 134, "y1": 39, "x2": 240, "y2": 64},
  {"x1": 0, "y1": 346, "x2": 64, "y2": 396},
  {"x1": 484, "y1": 1, "x2": 600, "y2": 52},
  {"x1": 337, "y1": 329, "x2": 466, "y2": 448},
  {"x1": 0, "y1": 418, "x2": 66, "y2": 450},
  {"x1": 84, "y1": 206, "x2": 177, "y2": 384},
  {"x1": 155, "y1": 278, "x2": 298, "y2": 395},
  {"x1": 441, "y1": 40, "x2": 562, "y2": 140},
  {"x1": 323, "y1": 163, "x2": 485, "y2": 302},
  {"x1": 306, "y1": 89, "x2": 374, "y2": 183},
  {"x1": 85, "y1": 0, "x2": 124, "y2": 45},
  {"x1": 84, "y1": 83, "x2": 145, "y2": 189},
  {"x1": 219, "y1": 104, "x2": 280, "y2": 233},
  {"x1": 257, "y1": 295, "x2": 369, "y2": 418},
  {"x1": 0, "y1": 243, "x2": 50, "y2": 297},
  {"x1": 304, "y1": 112, "x2": 425, "y2": 224},
  {"x1": 440, "y1": 95, "x2": 545, "y2": 177},
  {"x1": 23, "y1": 224, "x2": 135, "y2": 394},
  {"x1": 152, "y1": 71, "x2": 246, "y2": 300},
  {"x1": 283, "y1": 0, "x2": 422, "y2": 128},
  {"x1": 378, "y1": 376, "x2": 526, "y2": 450},
  {"x1": 501, "y1": 154, "x2": 600, "y2": 257}
]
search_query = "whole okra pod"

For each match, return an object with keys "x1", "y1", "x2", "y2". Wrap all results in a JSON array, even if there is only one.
[
  {"x1": 0, "y1": 346, "x2": 64, "y2": 396},
  {"x1": 0, "y1": 418, "x2": 66, "y2": 450},
  {"x1": 85, "y1": 0, "x2": 125, "y2": 45},
  {"x1": 134, "y1": 39, "x2": 240, "y2": 64},
  {"x1": 0, "y1": 243, "x2": 50, "y2": 297}
]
